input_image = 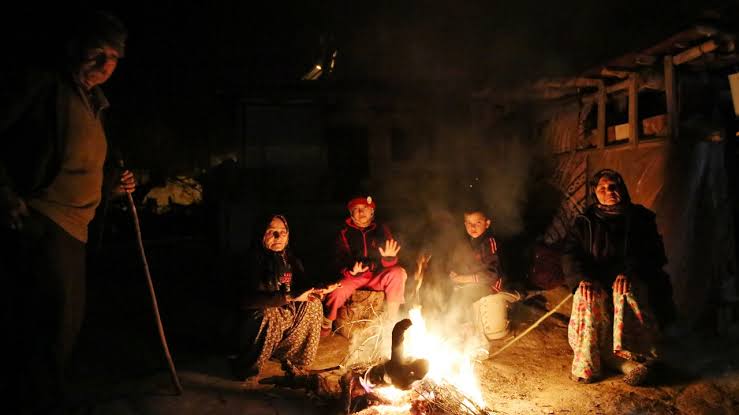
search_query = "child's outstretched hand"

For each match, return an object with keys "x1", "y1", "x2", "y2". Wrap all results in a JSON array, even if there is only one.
[
  {"x1": 350, "y1": 261, "x2": 369, "y2": 276},
  {"x1": 379, "y1": 239, "x2": 401, "y2": 257}
]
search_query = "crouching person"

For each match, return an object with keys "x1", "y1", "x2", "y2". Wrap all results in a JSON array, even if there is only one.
[
  {"x1": 230, "y1": 214, "x2": 336, "y2": 380},
  {"x1": 322, "y1": 196, "x2": 407, "y2": 336},
  {"x1": 563, "y1": 169, "x2": 672, "y2": 386},
  {"x1": 448, "y1": 207, "x2": 520, "y2": 355}
]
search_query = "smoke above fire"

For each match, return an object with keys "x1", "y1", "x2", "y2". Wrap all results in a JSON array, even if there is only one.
[{"x1": 343, "y1": 103, "x2": 560, "y2": 371}]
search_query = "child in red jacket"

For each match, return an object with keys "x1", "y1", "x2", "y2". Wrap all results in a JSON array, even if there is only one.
[{"x1": 322, "y1": 196, "x2": 407, "y2": 336}]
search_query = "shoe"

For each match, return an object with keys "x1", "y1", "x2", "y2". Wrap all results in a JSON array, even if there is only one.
[
  {"x1": 622, "y1": 364, "x2": 649, "y2": 386},
  {"x1": 569, "y1": 373, "x2": 596, "y2": 384},
  {"x1": 239, "y1": 375, "x2": 261, "y2": 389},
  {"x1": 470, "y1": 347, "x2": 490, "y2": 361},
  {"x1": 282, "y1": 359, "x2": 308, "y2": 377}
]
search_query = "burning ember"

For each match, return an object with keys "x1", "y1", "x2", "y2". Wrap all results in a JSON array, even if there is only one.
[{"x1": 353, "y1": 306, "x2": 490, "y2": 415}]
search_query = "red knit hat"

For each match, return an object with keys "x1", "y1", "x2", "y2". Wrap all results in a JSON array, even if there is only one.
[{"x1": 347, "y1": 196, "x2": 376, "y2": 210}]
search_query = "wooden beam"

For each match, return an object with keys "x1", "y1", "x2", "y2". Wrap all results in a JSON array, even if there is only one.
[
  {"x1": 607, "y1": 80, "x2": 629, "y2": 94},
  {"x1": 597, "y1": 80, "x2": 606, "y2": 149},
  {"x1": 533, "y1": 77, "x2": 601, "y2": 89},
  {"x1": 600, "y1": 67, "x2": 631, "y2": 79},
  {"x1": 635, "y1": 55, "x2": 657, "y2": 66},
  {"x1": 628, "y1": 73, "x2": 639, "y2": 148},
  {"x1": 664, "y1": 55, "x2": 678, "y2": 139},
  {"x1": 673, "y1": 39, "x2": 719, "y2": 65},
  {"x1": 580, "y1": 81, "x2": 628, "y2": 104},
  {"x1": 581, "y1": 71, "x2": 663, "y2": 104}
]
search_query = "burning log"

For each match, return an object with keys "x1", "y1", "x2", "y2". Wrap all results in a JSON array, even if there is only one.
[
  {"x1": 350, "y1": 378, "x2": 492, "y2": 415},
  {"x1": 268, "y1": 309, "x2": 491, "y2": 415},
  {"x1": 412, "y1": 379, "x2": 490, "y2": 415},
  {"x1": 364, "y1": 318, "x2": 429, "y2": 390}
]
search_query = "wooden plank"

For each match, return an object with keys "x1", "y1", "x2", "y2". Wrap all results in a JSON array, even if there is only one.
[
  {"x1": 534, "y1": 77, "x2": 601, "y2": 89},
  {"x1": 582, "y1": 71, "x2": 663, "y2": 104},
  {"x1": 597, "y1": 80, "x2": 606, "y2": 149},
  {"x1": 628, "y1": 73, "x2": 639, "y2": 148},
  {"x1": 664, "y1": 56, "x2": 677, "y2": 139},
  {"x1": 600, "y1": 67, "x2": 631, "y2": 79},
  {"x1": 673, "y1": 39, "x2": 719, "y2": 65},
  {"x1": 635, "y1": 55, "x2": 658, "y2": 66},
  {"x1": 607, "y1": 80, "x2": 629, "y2": 94}
]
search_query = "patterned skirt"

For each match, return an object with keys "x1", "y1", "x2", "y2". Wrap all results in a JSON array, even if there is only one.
[
  {"x1": 237, "y1": 300, "x2": 322, "y2": 374},
  {"x1": 568, "y1": 284, "x2": 658, "y2": 380}
]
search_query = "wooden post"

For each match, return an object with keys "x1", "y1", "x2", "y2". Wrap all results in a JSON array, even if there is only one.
[
  {"x1": 628, "y1": 73, "x2": 639, "y2": 148},
  {"x1": 597, "y1": 80, "x2": 606, "y2": 149},
  {"x1": 664, "y1": 55, "x2": 678, "y2": 139}
]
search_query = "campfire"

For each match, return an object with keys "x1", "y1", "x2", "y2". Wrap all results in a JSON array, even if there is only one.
[{"x1": 346, "y1": 306, "x2": 491, "y2": 415}]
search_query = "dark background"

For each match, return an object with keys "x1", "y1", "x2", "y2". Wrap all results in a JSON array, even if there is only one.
[{"x1": 1, "y1": 1, "x2": 732, "y2": 172}]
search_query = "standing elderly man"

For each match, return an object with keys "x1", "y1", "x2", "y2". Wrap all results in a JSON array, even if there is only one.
[
  {"x1": 322, "y1": 196, "x2": 407, "y2": 336},
  {"x1": 0, "y1": 11, "x2": 136, "y2": 412}
]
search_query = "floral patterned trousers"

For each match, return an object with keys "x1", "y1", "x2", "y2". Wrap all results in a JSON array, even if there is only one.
[
  {"x1": 239, "y1": 300, "x2": 323, "y2": 373},
  {"x1": 568, "y1": 285, "x2": 658, "y2": 380}
]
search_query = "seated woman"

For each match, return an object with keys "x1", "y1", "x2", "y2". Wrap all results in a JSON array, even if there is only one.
[
  {"x1": 447, "y1": 206, "x2": 521, "y2": 353},
  {"x1": 229, "y1": 214, "x2": 336, "y2": 380},
  {"x1": 563, "y1": 169, "x2": 673, "y2": 386}
]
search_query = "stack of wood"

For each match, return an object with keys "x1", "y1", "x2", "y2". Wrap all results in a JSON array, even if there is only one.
[
  {"x1": 336, "y1": 290, "x2": 386, "y2": 339},
  {"x1": 264, "y1": 318, "x2": 490, "y2": 414},
  {"x1": 348, "y1": 378, "x2": 491, "y2": 415}
]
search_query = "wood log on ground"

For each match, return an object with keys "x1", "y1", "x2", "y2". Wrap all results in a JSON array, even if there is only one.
[{"x1": 336, "y1": 290, "x2": 386, "y2": 339}]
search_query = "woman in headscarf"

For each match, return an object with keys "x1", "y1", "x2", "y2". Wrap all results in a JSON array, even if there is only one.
[
  {"x1": 229, "y1": 214, "x2": 336, "y2": 380},
  {"x1": 562, "y1": 169, "x2": 674, "y2": 386}
]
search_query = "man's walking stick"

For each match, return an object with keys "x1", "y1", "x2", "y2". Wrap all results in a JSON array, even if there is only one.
[{"x1": 119, "y1": 161, "x2": 183, "y2": 395}]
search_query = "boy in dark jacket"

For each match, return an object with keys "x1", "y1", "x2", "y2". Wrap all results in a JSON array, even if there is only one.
[
  {"x1": 447, "y1": 207, "x2": 520, "y2": 352},
  {"x1": 322, "y1": 196, "x2": 407, "y2": 336}
]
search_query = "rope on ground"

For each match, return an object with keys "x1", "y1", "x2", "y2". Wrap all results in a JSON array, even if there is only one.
[{"x1": 489, "y1": 293, "x2": 574, "y2": 359}]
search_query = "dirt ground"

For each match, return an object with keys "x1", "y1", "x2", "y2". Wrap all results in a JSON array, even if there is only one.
[
  {"x1": 65, "y1": 292, "x2": 739, "y2": 415},
  {"x1": 55, "y1": 234, "x2": 739, "y2": 415},
  {"x1": 475, "y1": 300, "x2": 739, "y2": 415}
]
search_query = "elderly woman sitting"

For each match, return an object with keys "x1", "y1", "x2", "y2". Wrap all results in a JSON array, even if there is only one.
[
  {"x1": 229, "y1": 214, "x2": 337, "y2": 380},
  {"x1": 562, "y1": 169, "x2": 674, "y2": 386}
]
